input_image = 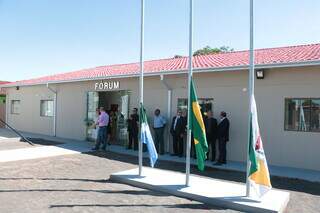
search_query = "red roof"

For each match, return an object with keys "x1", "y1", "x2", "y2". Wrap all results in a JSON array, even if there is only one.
[
  {"x1": 0, "y1": 81, "x2": 10, "y2": 94},
  {"x1": 4, "y1": 43, "x2": 320, "y2": 87}
]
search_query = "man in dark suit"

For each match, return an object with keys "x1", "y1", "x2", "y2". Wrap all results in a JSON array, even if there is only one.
[
  {"x1": 127, "y1": 108, "x2": 139, "y2": 150},
  {"x1": 204, "y1": 110, "x2": 218, "y2": 162},
  {"x1": 215, "y1": 111, "x2": 230, "y2": 165},
  {"x1": 170, "y1": 110, "x2": 186, "y2": 157}
]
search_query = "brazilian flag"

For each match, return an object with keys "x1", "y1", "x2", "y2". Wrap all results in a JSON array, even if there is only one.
[{"x1": 188, "y1": 78, "x2": 208, "y2": 171}]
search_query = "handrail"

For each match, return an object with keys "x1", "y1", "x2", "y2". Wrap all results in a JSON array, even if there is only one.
[{"x1": 0, "y1": 118, "x2": 34, "y2": 145}]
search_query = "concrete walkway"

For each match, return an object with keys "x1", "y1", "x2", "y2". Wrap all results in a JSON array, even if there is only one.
[
  {"x1": 107, "y1": 144, "x2": 320, "y2": 183},
  {"x1": 0, "y1": 128, "x2": 91, "y2": 163},
  {"x1": 0, "y1": 128, "x2": 319, "y2": 183}
]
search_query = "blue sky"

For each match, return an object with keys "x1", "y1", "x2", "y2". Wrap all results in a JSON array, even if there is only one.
[{"x1": 0, "y1": 0, "x2": 319, "y2": 81}]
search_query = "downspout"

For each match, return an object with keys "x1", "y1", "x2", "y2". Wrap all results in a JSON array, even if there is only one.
[
  {"x1": 160, "y1": 75, "x2": 172, "y2": 154},
  {"x1": 5, "y1": 91, "x2": 9, "y2": 126},
  {"x1": 46, "y1": 83, "x2": 57, "y2": 137}
]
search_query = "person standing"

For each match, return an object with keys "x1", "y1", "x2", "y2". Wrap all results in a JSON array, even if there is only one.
[
  {"x1": 90, "y1": 108, "x2": 100, "y2": 142},
  {"x1": 92, "y1": 107, "x2": 109, "y2": 151},
  {"x1": 170, "y1": 110, "x2": 186, "y2": 157},
  {"x1": 127, "y1": 108, "x2": 139, "y2": 150},
  {"x1": 215, "y1": 111, "x2": 230, "y2": 165},
  {"x1": 204, "y1": 110, "x2": 218, "y2": 162},
  {"x1": 109, "y1": 111, "x2": 118, "y2": 142},
  {"x1": 153, "y1": 109, "x2": 166, "y2": 155}
]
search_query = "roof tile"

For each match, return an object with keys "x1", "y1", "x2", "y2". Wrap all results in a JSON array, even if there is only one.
[{"x1": 5, "y1": 43, "x2": 320, "y2": 86}]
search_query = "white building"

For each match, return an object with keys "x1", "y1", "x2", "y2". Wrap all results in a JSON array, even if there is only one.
[{"x1": 2, "y1": 43, "x2": 320, "y2": 171}]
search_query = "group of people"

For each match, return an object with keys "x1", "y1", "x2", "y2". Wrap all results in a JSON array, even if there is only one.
[
  {"x1": 170, "y1": 109, "x2": 230, "y2": 165},
  {"x1": 91, "y1": 107, "x2": 119, "y2": 151},
  {"x1": 93, "y1": 106, "x2": 230, "y2": 165}
]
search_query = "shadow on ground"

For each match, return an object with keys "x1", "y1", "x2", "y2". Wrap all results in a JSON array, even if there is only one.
[
  {"x1": 49, "y1": 203, "x2": 221, "y2": 210},
  {"x1": 0, "y1": 177, "x2": 222, "y2": 210},
  {"x1": 86, "y1": 150, "x2": 320, "y2": 196}
]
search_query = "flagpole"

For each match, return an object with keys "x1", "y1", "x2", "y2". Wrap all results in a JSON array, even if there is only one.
[
  {"x1": 139, "y1": 0, "x2": 145, "y2": 176},
  {"x1": 185, "y1": 0, "x2": 193, "y2": 187},
  {"x1": 246, "y1": 0, "x2": 254, "y2": 197}
]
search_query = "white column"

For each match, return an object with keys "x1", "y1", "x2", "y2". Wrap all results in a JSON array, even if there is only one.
[
  {"x1": 138, "y1": 0, "x2": 145, "y2": 176},
  {"x1": 185, "y1": 0, "x2": 193, "y2": 187},
  {"x1": 246, "y1": 0, "x2": 254, "y2": 197}
]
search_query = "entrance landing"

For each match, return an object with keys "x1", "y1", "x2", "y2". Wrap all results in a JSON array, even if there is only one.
[{"x1": 110, "y1": 167, "x2": 290, "y2": 213}]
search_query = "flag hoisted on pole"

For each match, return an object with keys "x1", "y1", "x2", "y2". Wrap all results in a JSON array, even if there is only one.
[
  {"x1": 246, "y1": 0, "x2": 272, "y2": 198},
  {"x1": 140, "y1": 103, "x2": 158, "y2": 167},
  {"x1": 247, "y1": 95, "x2": 272, "y2": 198},
  {"x1": 138, "y1": 0, "x2": 145, "y2": 176},
  {"x1": 188, "y1": 79, "x2": 208, "y2": 171}
]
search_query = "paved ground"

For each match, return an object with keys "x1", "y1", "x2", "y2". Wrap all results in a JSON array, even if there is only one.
[
  {"x1": 0, "y1": 138, "x2": 63, "y2": 151},
  {"x1": 0, "y1": 139, "x2": 32, "y2": 150},
  {"x1": 0, "y1": 147, "x2": 319, "y2": 213}
]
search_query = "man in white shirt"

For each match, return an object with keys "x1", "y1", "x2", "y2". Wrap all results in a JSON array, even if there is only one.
[{"x1": 153, "y1": 109, "x2": 166, "y2": 155}]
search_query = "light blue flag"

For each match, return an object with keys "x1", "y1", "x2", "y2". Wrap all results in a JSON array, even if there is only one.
[{"x1": 140, "y1": 103, "x2": 158, "y2": 167}]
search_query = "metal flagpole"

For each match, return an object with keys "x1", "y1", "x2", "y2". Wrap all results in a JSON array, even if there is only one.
[
  {"x1": 185, "y1": 0, "x2": 193, "y2": 187},
  {"x1": 139, "y1": 0, "x2": 145, "y2": 176},
  {"x1": 246, "y1": 0, "x2": 254, "y2": 197}
]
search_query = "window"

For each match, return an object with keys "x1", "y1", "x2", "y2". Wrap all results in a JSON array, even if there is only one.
[
  {"x1": 0, "y1": 95, "x2": 5, "y2": 104},
  {"x1": 177, "y1": 98, "x2": 214, "y2": 116},
  {"x1": 40, "y1": 100, "x2": 54, "y2": 117},
  {"x1": 11, "y1": 100, "x2": 21, "y2": 114},
  {"x1": 285, "y1": 98, "x2": 320, "y2": 132}
]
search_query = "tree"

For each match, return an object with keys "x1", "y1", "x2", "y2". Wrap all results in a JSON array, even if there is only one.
[{"x1": 193, "y1": 45, "x2": 234, "y2": 56}]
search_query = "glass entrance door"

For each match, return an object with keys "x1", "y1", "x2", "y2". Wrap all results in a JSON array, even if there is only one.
[
  {"x1": 116, "y1": 91, "x2": 130, "y2": 147},
  {"x1": 86, "y1": 90, "x2": 131, "y2": 145},
  {"x1": 86, "y1": 91, "x2": 99, "y2": 141}
]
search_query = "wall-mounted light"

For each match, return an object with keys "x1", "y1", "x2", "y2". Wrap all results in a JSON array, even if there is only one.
[{"x1": 256, "y1": 69, "x2": 265, "y2": 79}]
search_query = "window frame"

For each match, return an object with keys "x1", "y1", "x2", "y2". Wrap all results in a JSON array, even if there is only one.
[
  {"x1": 177, "y1": 98, "x2": 214, "y2": 115},
  {"x1": 11, "y1": 100, "x2": 21, "y2": 115},
  {"x1": 284, "y1": 97, "x2": 320, "y2": 133},
  {"x1": 40, "y1": 100, "x2": 54, "y2": 117}
]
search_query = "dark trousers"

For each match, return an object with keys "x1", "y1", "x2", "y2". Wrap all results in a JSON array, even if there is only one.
[
  {"x1": 95, "y1": 126, "x2": 107, "y2": 150},
  {"x1": 154, "y1": 128, "x2": 164, "y2": 155},
  {"x1": 218, "y1": 138, "x2": 227, "y2": 163},
  {"x1": 128, "y1": 132, "x2": 138, "y2": 150},
  {"x1": 173, "y1": 133, "x2": 184, "y2": 156},
  {"x1": 191, "y1": 138, "x2": 196, "y2": 158},
  {"x1": 207, "y1": 138, "x2": 217, "y2": 161}
]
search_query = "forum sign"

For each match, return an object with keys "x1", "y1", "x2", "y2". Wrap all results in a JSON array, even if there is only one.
[{"x1": 94, "y1": 81, "x2": 120, "y2": 91}]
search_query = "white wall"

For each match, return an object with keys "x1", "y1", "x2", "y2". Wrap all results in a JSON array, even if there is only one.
[
  {"x1": 5, "y1": 65, "x2": 320, "y2": 171},
  {"x1": 6, "y1": 85, "x2": 54, "y2": 136}
]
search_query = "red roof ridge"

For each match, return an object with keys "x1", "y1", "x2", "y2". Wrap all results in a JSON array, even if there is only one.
[
  {"x1": 254, "y1": 42, "x2": 320, "y2": 52},
  {"x1": 192, "y1": 43, "x2": 320, "y2": 57},
  {"x1": 0, "y1": 81, "x2": 10, "y2": 84}
]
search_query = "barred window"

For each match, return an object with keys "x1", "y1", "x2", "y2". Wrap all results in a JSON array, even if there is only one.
[
  {"x1": 11, "y1": 100, "x2": 21, "y2": 114},
  {"x1": 177, "y1": 98, "x2": 214, "y2": 116},
  {"x1": 40, "y1": 100, "x2": 54, "y2": 117},
  {"x1": 285, "y1": 98, "x2": 320, "y2": 132}
]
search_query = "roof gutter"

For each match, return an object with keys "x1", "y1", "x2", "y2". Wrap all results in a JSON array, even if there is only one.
[
  {"x1": 3, "y1": 60, "x2": 320, "y2": 88},
  {"x1": 160, "y1": 74, "x2": 172, "y2": 153}
]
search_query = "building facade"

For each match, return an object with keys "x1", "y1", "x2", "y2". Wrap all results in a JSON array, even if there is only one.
[
  {"x1": 2, "y1": 44, "x2": 320, "y2": 172},
  {"x1": 0, "y1": 81, "x2": 9, "y2": 128}
]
